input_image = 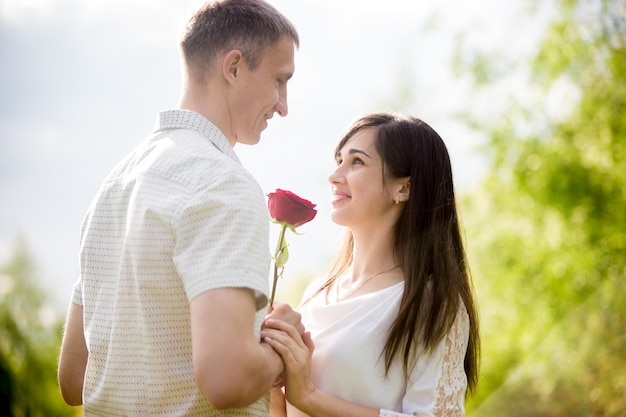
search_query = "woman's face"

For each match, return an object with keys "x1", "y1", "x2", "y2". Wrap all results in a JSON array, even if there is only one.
[{"x1": 328, "y1": 129, "x2": 397, "y2": 231}]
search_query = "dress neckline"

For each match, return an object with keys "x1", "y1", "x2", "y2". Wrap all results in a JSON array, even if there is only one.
[{"x1": 325, "y1": 279, "x2": 404, "y2": 305}]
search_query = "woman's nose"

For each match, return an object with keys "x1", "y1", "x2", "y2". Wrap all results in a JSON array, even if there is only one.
[{"x1": 327, "y1": 166, "x2": 342, "y2": 184}]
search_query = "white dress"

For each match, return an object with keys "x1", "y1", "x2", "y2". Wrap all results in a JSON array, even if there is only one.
[{"x1": 287, "y1": 278, "x2": 470, "y2": 417}]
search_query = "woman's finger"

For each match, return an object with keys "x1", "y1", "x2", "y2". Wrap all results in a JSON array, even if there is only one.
[
  {"x1": 262, "y1": 329, "x2": 310, "y2": 371},
  {"x1": 263, "y1": 321, "x2": 308, "y2": 349},
  {"x1": 302, "y1": 331, "x2": 315, "y2": 354}
]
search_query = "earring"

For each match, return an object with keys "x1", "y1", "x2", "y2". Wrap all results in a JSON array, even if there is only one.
[{"x1": 394, "y1": 196, "x2": 400, "y2": 205}]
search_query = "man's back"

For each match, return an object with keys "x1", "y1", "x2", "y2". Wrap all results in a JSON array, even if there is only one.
[{"x1": 77, "y1": 111, "x2": 271, "y2": 416}]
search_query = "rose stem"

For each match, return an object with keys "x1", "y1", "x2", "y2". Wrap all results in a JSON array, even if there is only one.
[{"x1": 269, "y1": 223, "x2": 288, "y2": 307}]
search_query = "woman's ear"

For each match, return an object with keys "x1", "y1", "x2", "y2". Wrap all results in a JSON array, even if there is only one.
[
  {"x1": 395, "y1": 177, "x2": 411, "y2": 203},
  {"x1": 222, "y1": 49, "x2": 244, "y2": 83}
]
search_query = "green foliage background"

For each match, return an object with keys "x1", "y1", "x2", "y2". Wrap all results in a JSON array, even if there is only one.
[
  {"x1": 458, "y1": 0, "x2": 625, "y2": 414},
  {"x1": 0, "y1": 241, "x2": 79, "y2": 416},
  {"x1": 1, "y1": 0, "x2": 623, "y2": 415}
]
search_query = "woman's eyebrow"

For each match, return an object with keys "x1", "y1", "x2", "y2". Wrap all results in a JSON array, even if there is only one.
[{"x1": 336, "y1": 148, "x2": 371, "y2": 159}]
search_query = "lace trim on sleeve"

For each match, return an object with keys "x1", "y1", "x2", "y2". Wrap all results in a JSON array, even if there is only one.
[
  {"x1": 379, "y1": 308, "x2": 469, "y2": 417},
  {"x1": 431, "y1": 306, "x2": 469, "y2": 417}
]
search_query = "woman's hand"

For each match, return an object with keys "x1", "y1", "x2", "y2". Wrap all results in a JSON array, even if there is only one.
[
  {"x1": 264, "y1": 301, "x2": 305, "y2": 335},
  {"x1": 263, "y1": 319, "x2": 380, "y2": 417},
  {"x1": 261, "y1": 319, "x2": 316, "y2": 410}
]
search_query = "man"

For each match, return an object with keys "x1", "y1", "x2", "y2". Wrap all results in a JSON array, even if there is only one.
[{"x1": 57, "y1": 1, "x2": 301, "y2": 415}]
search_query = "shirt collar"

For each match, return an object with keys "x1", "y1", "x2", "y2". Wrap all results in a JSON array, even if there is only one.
[{"x1": 153, "y1": 109, "x2": 240, "y2": 163}]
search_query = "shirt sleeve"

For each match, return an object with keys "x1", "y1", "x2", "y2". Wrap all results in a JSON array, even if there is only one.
[
  {"x1": 173, "y1": 169, "x2": 271, "y2": 309},
  {"x1": 71, "y1": 276, "x2": 83, "y2": 306},
  {"x1": 382, "y1": 305, "x2": 470, "y2": 417}
]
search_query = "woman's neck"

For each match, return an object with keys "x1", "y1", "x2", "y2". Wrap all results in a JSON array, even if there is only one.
[{"x1": 349, "y1": 227, "x2": 398, "y2": 282}]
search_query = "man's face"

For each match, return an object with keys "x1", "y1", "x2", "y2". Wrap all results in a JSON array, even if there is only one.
[{"x1": 230, "y1": 37, "x2": 295, "y2": 146}]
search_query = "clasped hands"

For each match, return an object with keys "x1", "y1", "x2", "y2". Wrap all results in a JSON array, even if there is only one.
[{"x1": 262, "y1": 301, "x2": 315, "y2": 400}]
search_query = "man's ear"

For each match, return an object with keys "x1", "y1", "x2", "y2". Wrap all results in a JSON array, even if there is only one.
[{"x1": 222, "y1": 50, "x2": 244, "y2": 83}]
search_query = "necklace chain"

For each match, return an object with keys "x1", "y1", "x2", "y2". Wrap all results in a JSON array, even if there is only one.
[{"x1": 334, "y1": 264, "x2": 400, "y2": 302}]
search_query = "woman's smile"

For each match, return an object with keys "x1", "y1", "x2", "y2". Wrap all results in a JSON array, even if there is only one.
[{"x1": 331, "y1": 189, "x2": 351, "y2": 205}]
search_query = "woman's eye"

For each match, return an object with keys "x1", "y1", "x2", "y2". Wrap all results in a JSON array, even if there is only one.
[
  {"x1": 352, "y1": 158, "x2": 364, "y2": 165},
  {"x1": 335, "y1": 159, "x2": 343, "y2": 166}
]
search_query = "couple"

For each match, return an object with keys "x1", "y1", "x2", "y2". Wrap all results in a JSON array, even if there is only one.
[{"x1": 57, "y1": 0, "x2": 480, "y2": 416}]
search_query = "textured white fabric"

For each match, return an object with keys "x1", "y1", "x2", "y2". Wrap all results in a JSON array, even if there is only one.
[
  {"x1": 72, "y1": 109, "x2": 271, "y2": 416},
  {"x1": 288, "y1": 278, "x2": 469, "y2": 417}
]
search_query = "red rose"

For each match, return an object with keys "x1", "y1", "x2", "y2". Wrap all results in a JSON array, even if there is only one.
[
  {"x1": 267, "y1": 189, "x2": 317, "y2": 228},
  {"x1": 266, "y1": 189, "x2": 317, "y2": 307}
]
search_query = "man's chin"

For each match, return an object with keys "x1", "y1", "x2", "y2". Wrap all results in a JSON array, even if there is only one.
[
  {"x1": 246, "y1": 135, "x2": 262, "y2": 146},
  {"x1": 234, "y1": 132, "x2": 262, "y2": 146}
]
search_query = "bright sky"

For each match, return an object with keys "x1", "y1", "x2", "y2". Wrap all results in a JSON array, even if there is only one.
[{"x1": 0, "y1": 0, "x2": 548, "y2": 311}]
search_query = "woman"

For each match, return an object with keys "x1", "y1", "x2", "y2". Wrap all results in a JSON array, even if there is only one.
[{"x1": 262, "y1": 113, "x2": 480, "y2": 416}]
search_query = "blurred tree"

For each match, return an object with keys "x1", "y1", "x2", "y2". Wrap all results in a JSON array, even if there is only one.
[
  {"x1": 0, "y1": 240, "x2": 79, "y2": 416},
  {"x1": 456, "y1": 0, "x2": 625, "y2": 415}
]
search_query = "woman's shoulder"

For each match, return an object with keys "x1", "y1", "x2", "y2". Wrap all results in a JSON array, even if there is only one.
[{"x1": 299, "y1": 275, "x2": 329, "y2": 304}]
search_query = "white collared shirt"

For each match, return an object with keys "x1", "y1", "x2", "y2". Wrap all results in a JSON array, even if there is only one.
[{"x1": 73, "y1": 109, "x2": 271, "y2": 416}]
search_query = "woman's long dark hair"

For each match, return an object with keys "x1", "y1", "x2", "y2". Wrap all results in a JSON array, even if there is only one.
[{"x1": 313, "y1": 113, "x2": 480, "y2": 394}]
